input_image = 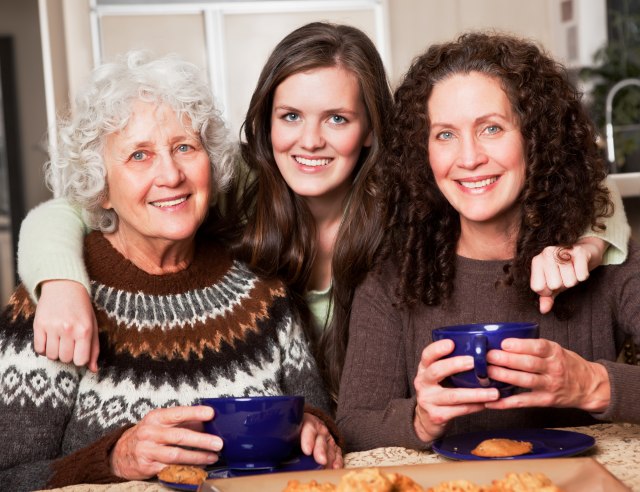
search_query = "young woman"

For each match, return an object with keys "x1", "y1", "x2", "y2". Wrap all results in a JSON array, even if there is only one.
[
  {"x1": 337, "y1": 32, "x2": 639, "y2": 452},
  {"x1": 18, "y1": 24, "x2": 628, "y2": 403}
]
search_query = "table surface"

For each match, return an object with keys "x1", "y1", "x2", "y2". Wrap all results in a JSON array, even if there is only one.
[{"x1": 44, "y1": 422, "x2": 640, "y2": 492}]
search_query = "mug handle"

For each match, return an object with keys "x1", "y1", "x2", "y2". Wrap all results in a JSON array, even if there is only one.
[{"x1": 473, "y1": 334, "x2": 491, "y2": 387}]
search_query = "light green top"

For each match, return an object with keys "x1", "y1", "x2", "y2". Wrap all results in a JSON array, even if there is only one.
[
  {"x1": 17, "y1": 177, "x2": 631, "y2": 330},
  {"x1": 305, "y1": 285, "x2": 333, "y2": 339}
]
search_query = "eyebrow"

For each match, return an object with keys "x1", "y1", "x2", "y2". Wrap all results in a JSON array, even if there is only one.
[
  {"x1": 430, "y1": 112, "x2": 511, "y2": 128},
  {"x1": 273, "y1": 104, "x2": 360, "y2": 116}
]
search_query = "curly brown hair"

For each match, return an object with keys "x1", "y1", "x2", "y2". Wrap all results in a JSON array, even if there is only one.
[{"x1": 382, "y1": 31, "x2": 612, "y2": 311}]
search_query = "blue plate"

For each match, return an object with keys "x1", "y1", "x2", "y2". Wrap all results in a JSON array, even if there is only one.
[
  {"x1": 157, "y1": 454, "x2": 324, "y2": 491},
  {"x1": 432, "y1": 428, "x2": 595, "y2": 461}
]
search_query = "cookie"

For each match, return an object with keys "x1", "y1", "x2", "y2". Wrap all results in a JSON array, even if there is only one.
[
  {"x1": 157, "y1": 464, "x2": 208, "y2": 485},
  {"x1": 470, "y1": 438, "x2": 533, "y2": 458},
  {"x1": 336, "y1": 468, "x2": 393, "y2": 492},
  {"x1": 385, "y1": 472, "x2": 424, "y2": 492},
  {"x1": 283, "y1": 479, "x2": 337, "y2": 491},
  {"x1": 486, "y1": 471, "x2": 562, "y2": 491},
  {"x1": 426, "y1": 479, "x2": 482, "y2": 492}
]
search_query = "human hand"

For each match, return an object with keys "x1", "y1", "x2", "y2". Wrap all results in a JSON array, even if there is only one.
[
  {"x1": 413, "y1": 340, "x2": 500, "y2": 443},
  {"x1": 531, "y1": 237, "x2": 606, "y2": 314},
  {"x1": 34, "y1": 280, "x2": 100, "y2": 371},
  {"x1": 110, "y1": 406, "x2": 222, "y2": 480},
  {"x1": 484, "y1": 337, "x2": 610, "y2": 413},
  {"x1": 299, "y1": 413, "x2": 343, "y2": 469}
]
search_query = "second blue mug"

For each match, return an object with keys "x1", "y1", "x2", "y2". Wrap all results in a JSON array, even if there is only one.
[{"x1": 431, "y1": 322, "x2": 540, "y2": 397}]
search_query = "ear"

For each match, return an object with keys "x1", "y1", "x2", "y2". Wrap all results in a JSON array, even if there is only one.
[
  {"x1": 100, "y1": 191, "x2": 112, "y2": 210},
  {"x1": 363, "y1": 129, "x2": 373, "y2": 147}
]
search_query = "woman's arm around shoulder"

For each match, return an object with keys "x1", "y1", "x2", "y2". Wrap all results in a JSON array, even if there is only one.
[
  {"x1": 531, "y1": 179, "x2": 631, "y2": 313},
  {"x1": 18, "y1": 197, "x2": 91, "y2": 299},
  {"x1": 18, "y1": 197, "x2": 99, "y2": 371}
]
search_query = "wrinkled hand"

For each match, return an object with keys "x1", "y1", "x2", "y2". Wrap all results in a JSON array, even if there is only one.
[
  {"x1": 34, "y1": 280, "x2": 100, "y2": 371},
  {"x1": 110, "y1": 406, "x2": 222, "y2": 480},
  {"x1": 484, "y1": 337, "x2": 610, "y2": 413},
  {"x1": 413, "y1": 340, "x2": 500, "y2": 443},
  {"x1": 299, "y1": 413, "x2": 343, "y2": 469},
  {"x1": 531, "y1": 237, "x2": 606, "y2": 314}
]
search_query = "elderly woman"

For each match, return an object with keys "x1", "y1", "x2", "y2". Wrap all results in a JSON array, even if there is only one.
[
  {"x1": 0, "y1": 51, "x2": 339, "y2": 490},
  {"x1": 337, "y1": 32, "x2": 640, "y2": 451}
]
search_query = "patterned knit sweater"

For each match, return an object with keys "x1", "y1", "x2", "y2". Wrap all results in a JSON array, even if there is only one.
[{"x1": 0, "y1": 231, "x2": 330, "y2": 491}]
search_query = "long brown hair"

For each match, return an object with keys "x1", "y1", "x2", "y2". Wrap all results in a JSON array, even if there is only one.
[
  {"x1": 382, "y1": 32, "x2": 612, "y2": 311},
  {"x1": 233, "y1": 22, "x2": 393, "y2": 400}
]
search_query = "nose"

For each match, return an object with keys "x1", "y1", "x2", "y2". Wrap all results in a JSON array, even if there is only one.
[
  {"x1": 155, "y1": 152, "x2": 184, "y2": 187},
  {"x1": 457, "y1": 135, "x2": 489, "y2": 169},
  {"x1": 300, "y1": 121, "x2": 325, "y2": 150}
]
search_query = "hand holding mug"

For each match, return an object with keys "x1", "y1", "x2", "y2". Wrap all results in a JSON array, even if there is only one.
[
  {"x1": 431, "y1": 322, "x2": 540, "y2": 397},
  {"x1": 413, "y1": 338, "x2": 501, "y2": 443},
  {"x1": 484, "y1": 337, "x2": 611, "y2": 413}
]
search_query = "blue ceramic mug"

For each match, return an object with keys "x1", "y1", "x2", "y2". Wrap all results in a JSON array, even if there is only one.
[
  {"x1": 431, "y1": 322, "x2": 539, "y2": 396},
  {"x1": 199, "y1": 395, "x2": 304, "y2": 469}
]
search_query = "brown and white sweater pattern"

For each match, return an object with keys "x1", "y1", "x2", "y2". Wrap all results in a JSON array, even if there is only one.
[{"x1": 0, "y1": 232, "x2": 330, "y2": 490}]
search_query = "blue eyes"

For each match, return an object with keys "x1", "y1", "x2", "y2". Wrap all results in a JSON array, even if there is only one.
[
  {"x1": 281, "y1": 113, "x2": 347, "y2": 124},
  {"x1": 435, "y1": 125, "x2": 502, "y2": 140},
  {"x1": 129, "y1": 144, "x2": 192, "y2": 162}
]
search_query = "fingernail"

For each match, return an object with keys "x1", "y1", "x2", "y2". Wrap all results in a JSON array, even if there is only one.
[
  {"x1": 207, "y1": 454, "x2": 218, "y2": 463},
  {"x1": 211, "y1": 438, "x2": 223, "y2": 450}
]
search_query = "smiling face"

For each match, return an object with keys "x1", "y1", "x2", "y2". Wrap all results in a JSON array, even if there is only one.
[
  {"x1": 428, "y1": 72, "x2": 526, "y2": 235},
  {"x1": 102, "y1": 101, "x2": 211, "y2": 257},
  {"x1": 270, "y1": 66, "x2": 373, "y2": 204}
]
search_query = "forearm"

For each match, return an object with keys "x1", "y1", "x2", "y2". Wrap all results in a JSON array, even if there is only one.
[
  {"x1": 48, "y1": 425, "x2": 132, "y2": 488},
  {"x1": 591, "y1": 360, "x2": 640, "y2": 423},
  {"x1": 336, "y1": 269, "x2": 429, "y2": 451},
  {"x1": 338, "y1": 396, "x2": 430, "y2": 452},
  {"x1": 18, "y1": 198, "x2": 91, "y2": 301}
]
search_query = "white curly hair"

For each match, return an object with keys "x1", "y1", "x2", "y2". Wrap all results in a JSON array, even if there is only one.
[{"x1": 45, "y1": 50, "x2": 236, "y2": 232}]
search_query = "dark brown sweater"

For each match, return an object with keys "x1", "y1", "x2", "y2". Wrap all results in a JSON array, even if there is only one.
[{"x1": 337, "y1": 241, "x2": 640, "y2": 452}]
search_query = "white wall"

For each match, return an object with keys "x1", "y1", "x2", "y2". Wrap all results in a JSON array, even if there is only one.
[
  {"x1": 0, "y1": 0, "x2": 49, "y2": 303},
  {"x1": 0, "y1": 0, "x2": 49, "y2": 212}
]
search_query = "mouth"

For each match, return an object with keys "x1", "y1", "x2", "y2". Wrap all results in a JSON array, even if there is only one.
[
  {"x1": 149, "y1": 195, "x2": 189, "y2": 208},
  {"x1": 457, "y1": 176, "x2": 499, "y2": 190},
  {"x1": 294, "y1": 156, "x2": 332, "y2": 167}
]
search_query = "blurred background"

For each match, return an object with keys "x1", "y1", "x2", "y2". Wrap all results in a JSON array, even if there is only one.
[{"x1": 1, "y1": 0, "x2": 639, "y2": 304}]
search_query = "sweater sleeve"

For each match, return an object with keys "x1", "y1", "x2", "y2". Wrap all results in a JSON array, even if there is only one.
[
  {"x1": 47, "y1": 425, "x2": 132, "y2": 488},
  {"x1": 0, "y1": 287, "x2": 83, "y2": 490},
  {"x1": 336, "y1": 267, "x2": 430, "y2": 452},
  {"x1": 579, "y1": 177, "x2": 630, "y2": 266},
  {"x1": 278, "y1": 293, "x2": 332, "y2": 416},
  {"x1": 592, "y1": 241, "x2": 640, "y2": 424},
  {"x1": 17, "y1": 198, "x2": 91, "y2": 301}
]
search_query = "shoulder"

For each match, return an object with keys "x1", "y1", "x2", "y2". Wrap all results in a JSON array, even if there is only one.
[
  {"x1": 603, "y1": 239, "x2": 640, "y2": 271},
  {"x1": 354, "y1": 258, "x2": 400, "y2": 306},
  {"x1": 594, "y1": 238, "x2": 640, "y2": 287}
]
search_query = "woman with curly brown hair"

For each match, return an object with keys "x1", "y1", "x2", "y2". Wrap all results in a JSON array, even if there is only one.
[{"x1": 337, "y1": 32, "x2": 640, "y2": 451}]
